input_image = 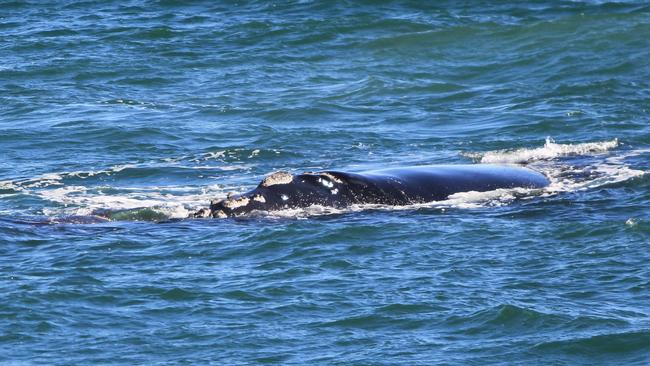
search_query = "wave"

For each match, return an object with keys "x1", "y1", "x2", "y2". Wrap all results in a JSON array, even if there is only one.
[
  {"x1": 534, "y1": 329, "x2": 650, "y2": 356},
  {"x1": 445, "y1": 304, "x2": 628, "y2": 336}
]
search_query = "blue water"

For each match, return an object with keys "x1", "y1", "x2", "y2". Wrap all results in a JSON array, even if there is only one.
[{"x1": 1, "y1": 1, "x2": 649, "y2": 364}]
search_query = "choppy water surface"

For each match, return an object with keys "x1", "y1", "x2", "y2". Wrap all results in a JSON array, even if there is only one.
[{"x1": 1, "y1": 1, "x2": 649, "y2": 364}]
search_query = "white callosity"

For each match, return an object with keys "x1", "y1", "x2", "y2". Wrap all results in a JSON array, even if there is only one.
[{"x1": 261, "y1": 171, "x2": 293, "y2": 187}]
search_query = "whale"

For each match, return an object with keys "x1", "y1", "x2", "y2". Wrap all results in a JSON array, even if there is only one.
[{"x1": 191, "y1": 164, "x2": 550, "y2": 218}]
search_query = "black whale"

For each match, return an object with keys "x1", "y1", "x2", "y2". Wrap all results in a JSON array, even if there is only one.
[{"x1": 192, "y1": 164, "x2": 549, "y2": 218}]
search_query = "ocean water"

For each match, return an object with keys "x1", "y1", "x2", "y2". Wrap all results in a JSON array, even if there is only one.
[{"x1": 1, "y1": 1, "x2": 649, "y2": 364}]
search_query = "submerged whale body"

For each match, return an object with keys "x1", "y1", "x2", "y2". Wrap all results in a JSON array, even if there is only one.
[{"x1": 193, "y1": 164, "x2": 550, "y2": 218}]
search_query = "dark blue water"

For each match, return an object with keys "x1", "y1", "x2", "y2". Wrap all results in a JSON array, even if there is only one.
[{"x1": 1, "y1": 1, "x2": 649, "y2": 364}]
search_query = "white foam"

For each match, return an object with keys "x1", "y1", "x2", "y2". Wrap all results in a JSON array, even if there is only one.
[
  {"x1": 626, "y1": 218, "x2": 641, "y2": 228},
  {"x1": 2, "y1": 156, "x2": 246, "y2": 220},
  {"x1": 541, "y1": 162, "x2": 645, "y2": 195},
  {"x1": 38, "y1": 183, "x2": 227, "y2": 219},
  {"x1": 8, "y1": 164, "x2": 137, "y2": 191},
  {"x1": 0, "y1": 180, "x2": 22, "y2": 192},
  {"x1": 473, "y1": 137, "x2": 619, "y2": 164},
  {"x1": 21, "y1": 173, "x2": 65, "y2": 188},
  {"x1": 194, "y1": 150, "x2": 225, "y2": 162},
  {"x1": 444, "y1": 187, "x2": 537, "y2": 208},
  {"x1": 459, "y1": 138, "x2": 646, "y2": 201}
]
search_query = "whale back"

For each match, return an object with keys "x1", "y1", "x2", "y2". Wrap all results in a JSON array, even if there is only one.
[{"x1": 350, "y1": 164, "x2": 549, "y2": 203}]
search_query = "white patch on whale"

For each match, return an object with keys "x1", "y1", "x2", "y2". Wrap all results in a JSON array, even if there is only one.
[
  {"x1": 261, "y1": 171, "x2": 293, "y2": 187},
  {"x1": 320, "y1": 178, "x2": 334, "y2": 188},
  {"x1": 223, "y1": 196, "x2": 250, "y2": 209},
  {"x1": 319, "y1": 172, "x2": 343, "y2": 184}
]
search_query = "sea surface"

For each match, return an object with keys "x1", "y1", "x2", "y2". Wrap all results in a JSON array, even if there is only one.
[{"x1": 1, "y1": 1, "x2": 649, "y2": 365}]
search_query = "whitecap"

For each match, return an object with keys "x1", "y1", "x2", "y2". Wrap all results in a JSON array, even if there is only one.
[{"x1": 472, "y1": 137, "x2": 619, "y2": 164}]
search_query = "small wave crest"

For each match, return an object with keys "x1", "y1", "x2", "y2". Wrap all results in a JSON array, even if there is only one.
[
  {"x1": 466, "y1": 137, "x2": 620, "y2": 164},
  {"x1": 461, "y1": 138, "x2": 645, "y2": 199}
]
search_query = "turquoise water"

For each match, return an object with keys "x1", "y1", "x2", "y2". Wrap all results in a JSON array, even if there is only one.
[{"x1": 1, "y1": 1, "x2": 649, "y2": 364}]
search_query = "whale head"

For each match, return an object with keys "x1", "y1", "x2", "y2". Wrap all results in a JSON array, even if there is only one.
[{"x1": 191, "y1": 171, "x2": 350, "y2": 218}]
